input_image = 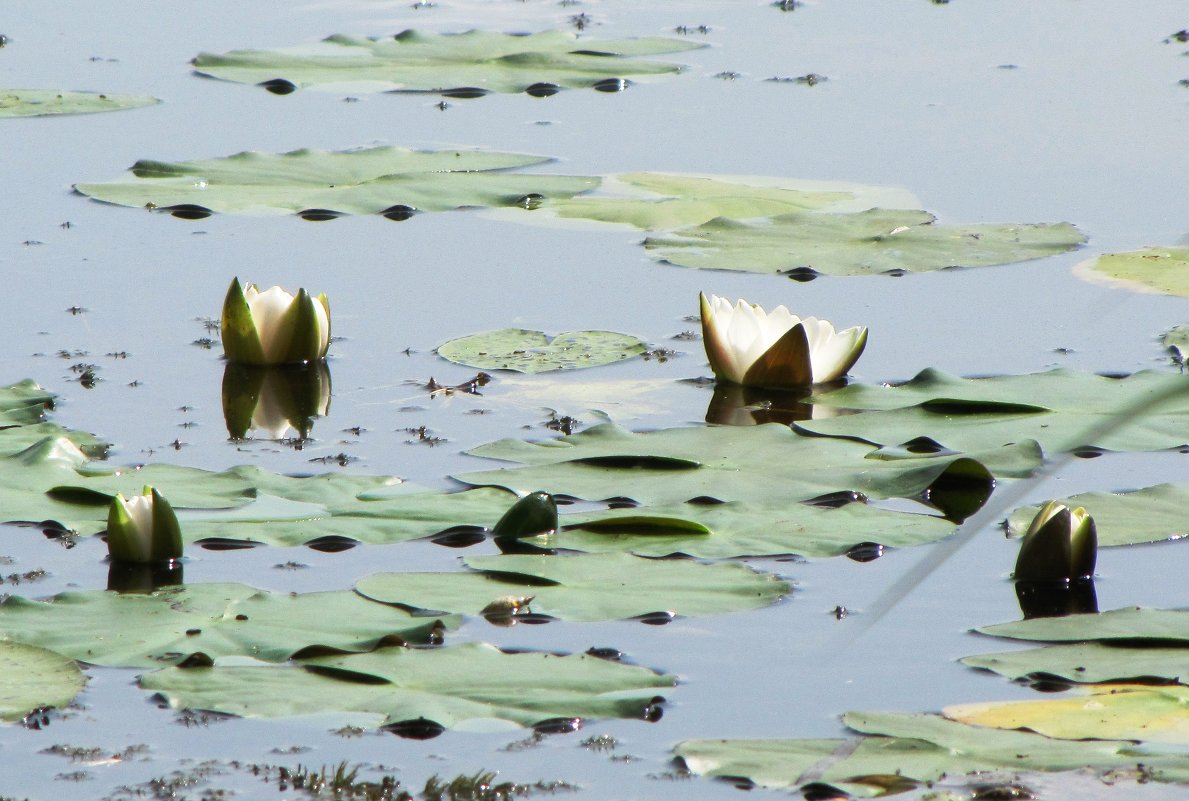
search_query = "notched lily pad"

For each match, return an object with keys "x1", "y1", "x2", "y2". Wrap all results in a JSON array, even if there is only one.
[
  {"x1": 0, "y1": 89, "x2": 159, "y2": 118},
  {"x1": 437, "y1": 328, "x2": 647, "y2": 373},
  {"x1": 1075, "y1": 246, "x2": 1189, "y2": 297},
  {"x1": 643, "y1": 208, "x2": 1085, "y2": 277},
  {"x1": 193, "y1": 30, "x2": 704, "y2": 95},
  {"x1": 0, "y1": 641, "x2": 86, "y2": 722},
  {"x1": 141, "y1": 641, "x2": 675, "y2": 731}
]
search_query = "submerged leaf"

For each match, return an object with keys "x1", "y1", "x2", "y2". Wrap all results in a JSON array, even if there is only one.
[
  {"x1": 1075, "y1": 246, "x2": 1189, "y2": 297},
  {"x1": 437, "y1": 329, "x2": 647, "y2": 373}
]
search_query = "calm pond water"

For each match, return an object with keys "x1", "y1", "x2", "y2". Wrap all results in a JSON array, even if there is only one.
[{"x1": 1, "y1": 1, "x2": 1186, "y2": 798}]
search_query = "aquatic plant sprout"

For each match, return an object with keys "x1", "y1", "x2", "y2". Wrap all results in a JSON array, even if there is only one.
[
  {"x1": 1013, "y1": 501, "x2": 1098, "y2": 582},
  {"x1": 106, "y1": 485, "x2": 182, "y2": 564},
  {"x1": 699, "y1": 292, "x2": 867, "y2": 387},
  {"x1": 221, "y1": 277, "x2": 331, "y2": 366}
]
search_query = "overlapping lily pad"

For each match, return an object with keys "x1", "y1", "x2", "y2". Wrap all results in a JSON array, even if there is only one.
[
  {"x1": 963, "y1": 642, "x2": 1189, "y2": 685},
  {"x1": 1007, "y1": 483, "x2": 1187, "y2": 547},
  {"x1": 800, "y1": 368, "x2": 1189, "y2": 453},
  {"x1": 1075, "y1": 246, "x2": 1189, "y2": 297},
  {"x1": 0, "y1": 89, "x2": 159, "y2": 118},
  {"x1": 193, "y1": 30, "x2": 703, "y2": 95},
  {"x1": 141, "y1": 641, "x2": 674, "y2": 731},
  {"x1": 456, "y1": 421, "x2": 1039, "y2": 508},
  {"x1": 642, "y1": 209, "x2": 1085, "y2": 277},
  {"x1": 0, "y1": 583, "x2": 455, "y2": 668},
  {"x1": 356, "y1": 553, "x2": 788, "y2": 621},
  {"x1": 978, "y1": 607, "x2": 1189, "y2": 644},
  {"x1": 0, "y1": 642, "x2": 86, "y2": 722},
  {"x1": 74, "y1": 146, "x2": 597, "y2": 218},
  {"x1": 437, "y1": 328, "x2": 647, "y2": 373}
]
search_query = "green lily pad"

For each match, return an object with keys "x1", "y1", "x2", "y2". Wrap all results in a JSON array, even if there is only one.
[
  {"x1": 800, "y1": 368, "x2": 1189, "y2": 453},
  {"x1": 1075, "y1": 246, "x2": 1189, "y2": 297},
  {"x1": 978, "y1": 607, "x2": 1189, "y2": 644},
  {"x1": 963, "y1": 642, "x2": 1189, "y2": 685},
  {"x1": 0, "y1": 642, "x2": 86, "y2": 723},
  {"x1": 436, "y1": 329, "x2": 647, "y2": 373},
  {"x1": 1164, "y1": 325, "x2": 1189, "y2": 364},
  {"x1": 556, "y1": 500, "x2": 956, "y2": 559},
  {"x1": 0, "y1": 583, "x2": 455, "y2": 668},
  {"x1": 945, "y1": 685, "x2": 1189, "y2": 745},
  {"x1": 193, "y1": 30, "x2": 703, "y2": 95},
  {"x1": 642, "y1": 209, "x2": 1085, "y2": 277},
  {"x1": 456, "y1": 421, "x2": 1040, "y2": 508},
  {"x1": 141, "y1": 641, "x2": 674, "y2": 731},
  {"x1": 0, "y1": 89, "x2": 159, "y2": 118},
  {"x1": 355, "y1": 553, "x2": 789, "y2": 621},
  {"x1": 1007, "y1": 483, "x2": 1188, "y2": 547},
  {"x1": 0, "y1": 379, "x2": 56, "y2": 426},
  {"x1": 75, "y1": 146, "x2": 598, "y2": 217}
]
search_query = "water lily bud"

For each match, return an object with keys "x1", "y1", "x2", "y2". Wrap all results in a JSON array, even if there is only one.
[
  {"x1": 106, "y1": 486, "x2": 183, "y2": 564},
  {"x1": 699, "y1": 292, "x2": 867, "y2": 388},
  {"x1": 221, "y1": 277, "x2": 331, "y2": 366},
  {"x1": 1013, "y1": 501, "x2": 1097, "y2": 582}
]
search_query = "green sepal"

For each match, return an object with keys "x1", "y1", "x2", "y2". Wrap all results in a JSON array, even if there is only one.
[
  {"x1": 149, "y1": 487, "x2": 183, "y2": 562},
  {"x1": 279, "y1": 288, "x2": 324, "y2": 365},
  {"x1": 492, "y1": 491, "x2": 559, "y2": 539},
  {"x1": 220, "y1": 277, "x2": 268, "y2": 366},
  {"x1": 742, "y1": 323, "x2": 812, "y2": 388}
]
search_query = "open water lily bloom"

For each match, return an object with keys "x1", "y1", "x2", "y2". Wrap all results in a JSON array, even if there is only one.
[
  {"x1": 221, "y1": 277, "x2": 331, "y2": 366},
  {"x1": 1014, "y1": 501, "x2": 1097, "y2": 582},
  {"x1": 699, "y1": 292, "x2": 867, "y2": 388},
  {"x1": 107, "y1": 486, "x2": 183, "y2": 564}
]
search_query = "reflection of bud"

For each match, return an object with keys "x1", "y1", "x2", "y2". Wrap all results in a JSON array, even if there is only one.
[
  {"x1": 107, "y1": 560, "x2": 184, "y2": 594},
  {"x1": 1016, "y1": 578, "x2": 1098, "y2": 620},
  {"x1": 222, "y1": 362, "x2": 331, "y2": 440},
  {"x1": 1013, "y1": 501, "x2": 1097, "y2": 583},
  {"x1": 704, "y1": 382, "x2": 844, "y2": 426}
]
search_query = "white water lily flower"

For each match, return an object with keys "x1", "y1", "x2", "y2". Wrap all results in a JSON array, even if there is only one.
[
  {"x1": 221, "y1": 277, "x2": 331, "y2": 366},
  {"x1": 107, "y1": 486, "x2": 183, "y2": 564},
  {"x1": 1014, "y1": 501, "x2": 1097, "y2": 582},
  {"x1": 699, "y1": 292, "x2": 867, "y2": 388}
]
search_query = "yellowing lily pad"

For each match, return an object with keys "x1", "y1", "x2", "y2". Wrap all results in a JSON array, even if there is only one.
[
  {"x1": 1008, "y1": 483, "x2": 1188, "y2": 547},
  {"x1": 192, "y1": 30, "x2": 703, "y2": 95},
  {"x1": 436, "y1": 328, "x2": 647, "y2": 373},
  {"x1": 0, "y1": 89, "x2": 159, "y2": 118},
  {"x1": 0, "y1": 642, "x2": 86, "y2": 722},
  {"x1": 944, "y1": 685, "x2": 1189, "y2": 745},
  {"x1": 1075, "y1": 246, "x2": 1189, "y2": 297}
]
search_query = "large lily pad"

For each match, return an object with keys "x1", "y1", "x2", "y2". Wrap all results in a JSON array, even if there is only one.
[
  {"x1": 1007, "y1": 483, "x2": 1188, "y2": 547},
  {"x1": 356, "y1": 553, "x2": 788, "y2": 621},
  {"x1": 0, "y1": 642, "x2": 86, "y2": 723},
  {"x1": 193, "y1": 30, "x2": 703, "y2": 95},
  {"x1": 978, "y1": 607, "x2": 1189, "y2": 644},
  {"x1": 642, "y1": 209, "x2": 1085, "y2": 277},
  {"x1": 963, "y1": 642, "x2": 1189, "y2": 685},
  {"x1": 801, "y1": 368, "x2": 1189, "y2": 453},
  {"x1": 0, "y1": 583, "x2": 455, "y2": 668},
  {"x1": 1075, "y1": 246, "x2": 1189, "y2": 297},
  {"x1": 141, "y1": 641, "x2": 674, "y2": 731},
  {"x1": 75, "y1": 146, "x2": 597, "y2": 217},
  {"x1": 945, "y1": 685, "x2": 1189, "y2": 745},
  {"x1": 0, "y1": 89, "x2": 159, "y2": 118},
  {"x1": 437, "y1": 328, "x2": 647, "y2": 373},
  {"x1": 456, "y1": 421, "x2": 1040, "y2": 508}
]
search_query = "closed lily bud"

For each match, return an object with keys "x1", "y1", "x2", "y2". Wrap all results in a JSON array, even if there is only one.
[
  {"x1": 1013, "y1": 501, "x2": 1097, "y2": 582},
  {"x1": 699, "y1": 292, "x2": 867, "y2": 388},
  {"x1": 221, "y1": 277, "x2": 331, "y2": 366},
  {"x1": 106, "y1": 486, "x2": 183, "y2": 564}
]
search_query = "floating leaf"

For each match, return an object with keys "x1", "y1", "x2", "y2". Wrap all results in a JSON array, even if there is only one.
[
  {"x1": 944, "y1": 685, "x2": 1189, "y2": 745},
  {"x1": 456, "y1": 421, "x2": 1039, "y2": 509},
  {"x1": 193, "y1": 30, "x2": 703, "y2": 95},
  {"x1": 437, "y1": 329, "x2": 646, "y2": 373},
  {"x1": 141, "y1": 641, "x2": 673, "y2": 730},
  {"x1": 963, "y1": 642, "x2": 1189, "y2": 685},
  {"x1": 978, "y1": 607, "x2": 1189, "y2": 644},
  {"x1": 801, "y1": 368, "x2": 1189, "y2": 453},
  {"x1": 75, "y1": 146, "x2": 597, "y2": 217},
  {"x1": 355, "y1": 553, "x2": 789, "y2": 621},
  {"x1": 643, "y1": 209, "x2": 1085, "y2": 277},
  {"x1": 1075, "y1": 246, "x2": 1189, "y2": 297},
  {"x1": 1008, "y1": 483, "x2": 1188, "y2": 547},
  {"x1": 0, "y1": 583, "x2": 455, "y2": 668},
  {"x1": 0, "y1": 380, "x2": 56, "y2": 426},
  {"x1": 0, "y1": 642, "x2": 86, "y2": 722},
  {"x1": 0, "y1": 89, "x2": 159, "y2": 118}
]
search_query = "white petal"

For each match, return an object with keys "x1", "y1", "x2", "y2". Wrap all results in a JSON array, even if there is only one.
[
  {"x1": 246, "y1": 285, "x2": 297, "y2": 362},
  {"x1": 120, "y1": 493, "x2": 156, "y2": 562},
  {"x1": 801, "y1": 318, "x2": 866, "y2": 383}
]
